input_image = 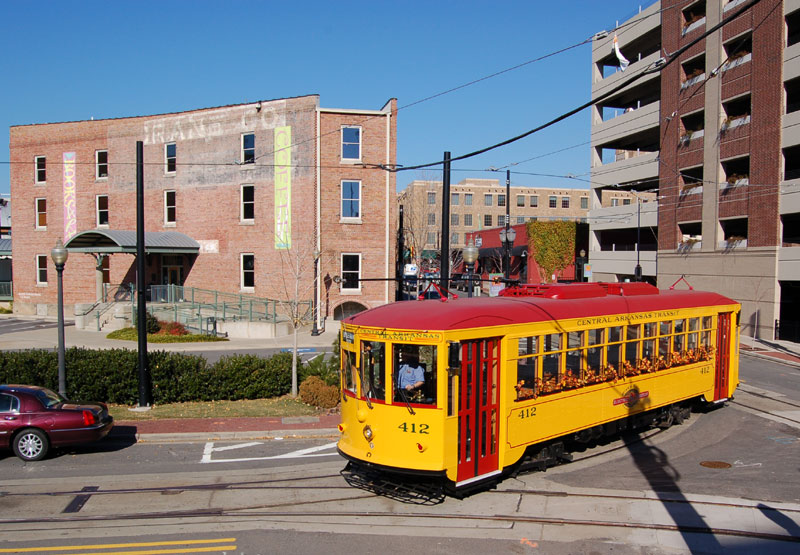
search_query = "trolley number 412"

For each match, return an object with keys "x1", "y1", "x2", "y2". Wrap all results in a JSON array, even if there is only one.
[
  {"x1": 517, "y1": 407, "x2": 537, "y2": 420},
  {"x1": 398, "y1": 422, "x2": 429, "y2": 434}
]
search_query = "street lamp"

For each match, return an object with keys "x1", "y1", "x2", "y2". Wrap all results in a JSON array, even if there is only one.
[
  {"x1": 50, "y1": 238, "x2": 68, "y2": 397},
  {"x1": 311, "y1": 248, "x2": 321, "y2": 336},
  {"x1": 463, "y1": 238, "x2": 479, "y2": 298},
  {"x1": 499, "y1": 226, "x2": 516, "y2": 281}
]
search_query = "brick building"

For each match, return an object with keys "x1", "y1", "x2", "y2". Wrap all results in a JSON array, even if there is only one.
[
  {"x1": 9, "y1": 95, "x2": 396, "y2": 327},
  {"x1": 591, "y1": 0, "x2": 800, "y2": 340}
]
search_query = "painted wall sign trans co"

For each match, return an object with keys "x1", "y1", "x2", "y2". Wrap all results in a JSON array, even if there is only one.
[
  {"x1": 359, "y1": 329, "x2": 442, "y2": 343},
  {"x1": 613, "y1": 386, "x2": 649, "y2": 408},
  {"x1": 62, "y1": 152, "x2": 77, "y2": 241}
]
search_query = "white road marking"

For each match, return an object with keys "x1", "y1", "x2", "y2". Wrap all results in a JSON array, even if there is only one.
[{"x1": 201, "y1": 441, "x2": 339, "y2": 464}]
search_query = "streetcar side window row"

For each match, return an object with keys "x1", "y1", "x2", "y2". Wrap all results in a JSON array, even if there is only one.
[{"x1": 514, "y1": 316, "x2": 716, "y2": 401}]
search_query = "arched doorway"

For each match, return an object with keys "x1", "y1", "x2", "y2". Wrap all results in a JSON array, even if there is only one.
[{"x1": 334, "y1": 301, "x2": 368, "y2": 320}]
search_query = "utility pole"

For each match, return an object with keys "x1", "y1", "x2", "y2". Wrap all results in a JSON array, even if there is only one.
[
  {"x1": 635, "y1": 196, "x2": 642, "y2": 281},
  {"x1": 136, "y1": 141, "x2": 152, "y2": 408},
  {"x1": 505, "y1": 170, "x2": 511, "y2": 280},
  {"x1": 440, "y1": 152, "x2": 451, "y2": 295}
]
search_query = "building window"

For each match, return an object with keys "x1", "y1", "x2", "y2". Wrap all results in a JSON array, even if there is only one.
[
  {"x1": 427, "y1": 231, "x2": 436, "y2": 244},
  {"x1": 342, "y1": 180, "x2": 361, "y2": 219},
  {"x1": 464, "y1": 193, "x2": 473, "y2": 206},
  {"x1": 485, "y1": 194, "x2": 493, "y2": 206},
  {"x1": 35, "y1": 198, "x2": 46, "y2": 229},
  {"x1": 427, "y1": 192, "x2": 436, "y2": 205},
  {"x1": 451, "y1": 193, "x2": 459, "y2": 205},
  {"x1": 623, "y1": 198, "x2": 631, "y2": 205},
  {"x1": 165, "y1": 143, "x2": 176, "y2": 174},
  {"x1": 517, "y1": 195, "x2": 525, "y2": 207},
  {"x1": 484, "y1": 214, "x2": 492, "y2": 227},
  {"x1": 342, "y1": 126, "x2": 361, "y2": 161},
  {"x1": 530, "y1": 195, "x2": 538, "y2": 207},
  {"x1": 96, "y1": 195, "x2": 109, "y2": 226},
  {"x1": 612, "y1": 198, "x2": 620, "y2": 207},
  {"x1": 562, "y1": 197, "x2": 570, "y2": 209},
  {"x1": 451, "y1": 213, "x2": 459, "y2": 226},
  {"x1": 464, "y1": 214, "x2": 473, "y2": 227},
  {"x1": 517, "y1": 216, "x2": 525, "y2": 224},
  {"x1": 580, "y1": 197, "x2": 588, "y2": 209},
  {"x1": 549, "y1": 196, "x2": 557, "y2": 208},
  {"x1": 241, "y1": 185, "x2": 255, "y2": 222},
  {"x1": 35, "y1": 156, "x2": 46, "y2": 184},
  {"x1": 241, "y1": 254, "x2": 255, "y2": 289},
  {"x1": 428, "y1": 213, "x2": 436, "y2": 225},
  {"x1": 341, "y1": 254, "x2": 361, "y2": 291},
  {"x1": 164, "y1": 190, "x2": 176, "y2": 225},
  {"x1": 101, "y1": 256, "x2": 110, "y2": 284},
  {"x1": 451, "y1": 233, "x2": 459, "y2": 244},
  {"x1": 242, "y1": 133, "x2": 255, "y2": 164},
  {"x1": 96, "y1": 150, "x2": 108, "y2": 179},
  {"x1": 498, "y1": 194, "x2": 506, "y2": 207},
  {"x1": 497, "y1": 215, "x2": 505, "y2": 226},
  {"x1": 36, "y1": 255, "x2": 47, "y2": 285}
]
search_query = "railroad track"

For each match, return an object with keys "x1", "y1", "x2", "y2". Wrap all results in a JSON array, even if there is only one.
[{"x1": 1, "y1": 471, "x2": 798, "y2": 547}]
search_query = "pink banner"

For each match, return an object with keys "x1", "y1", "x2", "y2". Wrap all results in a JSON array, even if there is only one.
[{"x1": 62, "y1": 152, "x2": 77, "y2": 240}]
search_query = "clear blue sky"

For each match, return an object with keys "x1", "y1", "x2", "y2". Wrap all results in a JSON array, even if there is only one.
[{"x1": 1, "y1": 0, "x2": 654, "y2": 196}]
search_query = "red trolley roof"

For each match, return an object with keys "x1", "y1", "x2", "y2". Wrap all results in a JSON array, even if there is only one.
[{"x1": 344, "y1": 283, "x2": 738, "y2": 332}]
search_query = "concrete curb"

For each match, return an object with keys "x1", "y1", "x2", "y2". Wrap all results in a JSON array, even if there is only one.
[{"x1": 740, "y1": 349, "x2": 800, "y2": 369}]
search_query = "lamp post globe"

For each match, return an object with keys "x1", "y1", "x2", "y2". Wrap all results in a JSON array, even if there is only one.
[
  {"x1": 463, "y1": 238, "x2": 479, "y2": 298},
  {"x1": 50, "y1": 239, "x2": 69, "y2": 397}
]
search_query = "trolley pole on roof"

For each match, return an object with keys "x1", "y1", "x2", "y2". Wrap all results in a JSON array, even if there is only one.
[
  {"x1": 136, "y1": 141, "x2": 152, "y2": 408},
  {"x1": 635, "y1": 196, "x2": 642, "y2": 281},
  {"x1": 504, "y1": 170, "x2": 511, "y2": 281},
  {"x1": 440, "y1": 151, "x2": 451, "y2": 296}
]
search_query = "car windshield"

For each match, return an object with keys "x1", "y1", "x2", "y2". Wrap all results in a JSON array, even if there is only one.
[{"x1": 32, "y1": 388, "x2": 64, "y2": 408}]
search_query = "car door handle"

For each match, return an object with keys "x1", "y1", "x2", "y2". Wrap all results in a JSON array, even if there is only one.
[{"x1": 4, "y1": 416, "x2": 17, "y2": 421}]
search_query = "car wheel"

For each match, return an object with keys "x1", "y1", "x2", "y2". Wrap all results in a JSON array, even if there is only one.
[{"x1": 13, "y1": 428, "x2": 49, "y2": 461}]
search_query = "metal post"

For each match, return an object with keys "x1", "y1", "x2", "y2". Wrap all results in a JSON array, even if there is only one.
[
  {"x1": 504, "y1": 170, "x2": 511, "y2": 281},
  {"x1": 635, "y1": 197, "x2": 642, "y2": 281},
  {"x1": 440, "y1": 152, "x2": 451, "y2": 295},
  {"x1": 56, "y1": 262, "x2": 66, "y2": 397},
  {"x1": 311, "y1": 249, "x2": 321, "y2": 336}
]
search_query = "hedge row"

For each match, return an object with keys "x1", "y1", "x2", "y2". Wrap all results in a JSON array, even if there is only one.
[{"x1": 0, "y1": 348, "x2": 338, "y2": 405}]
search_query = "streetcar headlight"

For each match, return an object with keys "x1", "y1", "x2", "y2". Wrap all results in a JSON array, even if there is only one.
[{"x1": 363, "y1": 424, "x2": 374, "y2": 441}]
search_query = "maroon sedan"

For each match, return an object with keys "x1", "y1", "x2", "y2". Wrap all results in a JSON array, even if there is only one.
[{"x1": 0, "y1": 385, "x2": 114, "y2": 461}]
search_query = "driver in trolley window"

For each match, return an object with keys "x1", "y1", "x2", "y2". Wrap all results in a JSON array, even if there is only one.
[{"x1": 398, "y1": 351, "x2": 425, "y2": 393}]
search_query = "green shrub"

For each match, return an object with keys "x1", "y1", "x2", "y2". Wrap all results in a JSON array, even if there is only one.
[
  {"x1": 144, "y1": 312, "x2": 160, "y2": 334},
  {"x1": 299, "y1": 376, "x2": 340, "y2": 409},
  {"x1": 206, "y1": 353, "x2": 292, "y2": 400}
]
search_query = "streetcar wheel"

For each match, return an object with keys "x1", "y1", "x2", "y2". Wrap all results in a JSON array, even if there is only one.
[{"x1": 13, "y1": 428, "x2": 49, "y2": 461}]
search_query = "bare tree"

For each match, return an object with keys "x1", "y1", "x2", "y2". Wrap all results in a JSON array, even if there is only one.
[{"x1": 272, "y1": 233, "x2": 333, "y2": 396}]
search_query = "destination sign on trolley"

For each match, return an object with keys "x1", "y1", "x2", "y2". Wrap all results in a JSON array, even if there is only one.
[{"x1": 359, "y1": 329, "x2": 442, "y2": 343}]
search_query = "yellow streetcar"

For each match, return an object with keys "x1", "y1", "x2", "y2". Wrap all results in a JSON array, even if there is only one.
[{"x1": 336, "y1": 282, "x2": 740, "y2": 493}]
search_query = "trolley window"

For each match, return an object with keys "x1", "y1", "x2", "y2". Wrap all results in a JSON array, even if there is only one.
[
  {"x1": 361, "y1": 341, "x2": 386, "y2": 401},
  {"x1": 342, "y1": 349, "x2": 356, "y2": 394},
  {"x1": 393, "y1": 344, "x2": 437, "y2": 405}
]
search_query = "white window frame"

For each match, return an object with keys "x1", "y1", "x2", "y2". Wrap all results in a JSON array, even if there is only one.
[
  {"x1": 428, "y1": 213, "x2": 436, "y2": 225},
  {"x1": 341, "y1": 180, "x2": 362, "y2": 222},
  {"x1": 241, "y1": 184, "x2": 255, "y2": 223},
  {"x1": 35, "y1": 156, "x2": 46, "y2": 184},
  {"x1": 484, "y1": 214, "x2": 492, "y2": 227},
  {"x1": 35, "y1": 198, "x2": 47, "y2": 230},
  {"x1": 241, "y1": 133, "x2": 255, "y2": 165},
  {"x1": 427, "y1": 192, "x2": 436, "y2": 205},
  {"x1": 530, "y1": 195, "x2": 538, "y2": 207},
  {"x1": 580, "y1": 197, "x2": 589, "y2": 209},
  {"x1": 340, "y1": 253, "x2": 362, "y2": 293},
  {"x1": 165, "y1": 143, "x2": 176, "y2": 174},
  {"x1": 464, "y1": 193, "x2": 473, "y2": 206},
  {"x1": 96, "y1": 150, "x2": 108, "y2": 180},
  {"x1": 241, "y1": 253, "x2": 255, "y2": 291},
  {"x1": 36, "y1": 254, "x2": 48, "y2": 285},
  {"x1": 562, "y1": 197, "x2": 570, "y2": 209},
  {"x1": 464, "y1": 213, "x2": 473, "y2": 227},
  {"x1": 164, "y1": 190, "x2": 176, "y2": 226},
  {"x1": 96, "y1": 195, "x2": 109, "y2": 227},
  {"x1": 549, "y1": 196, "x2": 558, "y2": 208},
  {"x1": 451, "y1": 213, "x2": 459, "y2": 226},
  {"x1": 341, "y1": 126, "x2": 362, "y2": 162},
  {"x1": 484, "y1": 194, "x2": 492, "y2": 206}
]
